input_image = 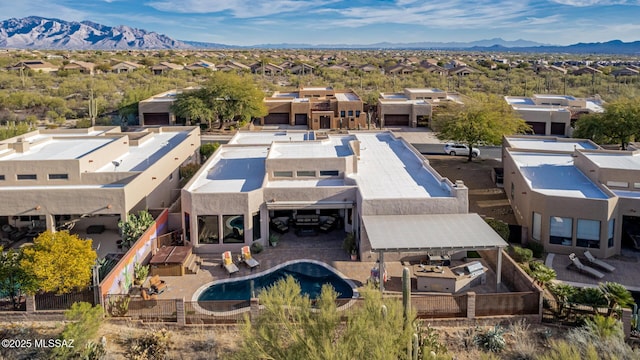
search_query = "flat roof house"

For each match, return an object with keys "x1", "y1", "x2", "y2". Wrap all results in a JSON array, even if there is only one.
[
  {"x1": 503, "y1": 135, "x2": 640, "y2": 258},
  {"x1": 138, "y1": 89, "x2": 199, "y2": 126},
  {"x1": 377, "y1": 88, "x2": 463, "y2": 128},
  {"x1": 261, "y1": 87, "x2": 367, "y2": 130},
  {"x1": 505, "y1": 94, "x2": 604, "y2": 136},
  {"x1": 0, "y1": 126, "x2": 200, "y2": 235},
  {"x1": 181, "y1": 130, "x2": 487, "y2": 257}
]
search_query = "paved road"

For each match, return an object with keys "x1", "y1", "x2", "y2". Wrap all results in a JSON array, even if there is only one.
[{"x1": 411, "y1": 143, "x2": 501, "y2": 160}]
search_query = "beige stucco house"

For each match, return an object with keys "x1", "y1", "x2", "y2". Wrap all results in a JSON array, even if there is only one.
[
  {"x1": 0, "y1": 126, "x2": 199, "y2": 234},
  {"x1": 261, "y1": 87, "x2": 367, "y2": 130},
  {"x1": 503, "y1": 135, "x2": 640, "y2": 259},
  {"x1": 505, "y1": 94, "x2": 604, "y2": 136},
  {"x1": 377, "y1": 88, "x2": 463, "y2": 128}
]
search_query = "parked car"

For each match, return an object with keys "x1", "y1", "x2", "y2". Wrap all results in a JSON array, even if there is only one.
[{"x1": 444, "y1": 143, "x2": 480, "y2": 157}]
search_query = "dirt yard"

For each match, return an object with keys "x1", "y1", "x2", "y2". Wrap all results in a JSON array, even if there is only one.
[{"x1": 427, "y1": 155, "x2": 517, "y2": 225}]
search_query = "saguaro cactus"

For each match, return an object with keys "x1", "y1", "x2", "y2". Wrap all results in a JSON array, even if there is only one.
[{"x1": 402, "y1": 266, "x2": 411, "y2": 325}]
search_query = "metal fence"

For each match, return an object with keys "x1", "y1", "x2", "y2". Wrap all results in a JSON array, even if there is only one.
[
  {"x1": 0, "y1": 296, "x2": 25, "y2": 311},
  {"x1": 105, "y1": 295, "x2": 178, "y2": 323},
  {"x1": 185, "y1": 301, "x2": 249, "y2": 324},
  {"x1": 476, "y1": 292, "x2": 540, "y2": 317},
  {"x1": 35, "y1": 289, "x2": 95, "y2": 311}
]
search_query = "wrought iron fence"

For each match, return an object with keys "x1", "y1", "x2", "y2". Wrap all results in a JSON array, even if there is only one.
[
  {"x1": 35, "y1": 289, "x2": 95, "y2": 310},
  {"x1": 185, "y1": 301, "x2": 249, "y2": 324}
]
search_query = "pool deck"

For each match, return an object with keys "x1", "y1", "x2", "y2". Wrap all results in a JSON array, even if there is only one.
[{"x1": 147, "y1": 229, "x2": 500, "y2": 301}]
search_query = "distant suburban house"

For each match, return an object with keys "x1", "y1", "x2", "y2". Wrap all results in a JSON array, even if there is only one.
[
  {"x1": 289, "y1": 63, "x2": 315, "y2": 75},
  {"x1": 110, "y1": 61, "x2": 143, "y2": 74},
  {"x1": 251, "y1": 62, "x2": 285, "y2": 76},
  {"x1": 573, "y1": 66, "x2": 602, "y2": 76},
  {"x1": 504, "y1": 94, "x2": 604, "y2": 136},
  {"x1": 611, "y1": 67, "x2": 639, "y2": 78},
  {"x1": 419, "y1": 63, "x2": 447, "y2": 76},
  {"x1": 359, "y1": 64, "x2": 381, "y2": 73},
  {"x1": 261, "y1": 87, "x2": 366, "y2": 130},
  {"x1": 151, "y1": 61, "x2": 185, "y2": 75},
  {"x1": 138, "y1": 88, "x2": 200, "y2": 126},
  {"x1": 62, "y1": 60, "x2": 95, "y2": 75},
  {"x1": 448, "y1": 66, "x2": 478, "y2": 77},
  {"x1": 385, "y1": 64, "x2": 414, "y2": 75},
  {"x1": 534, "y1": 64, "x2": 567, "y2": 75},
  {"x1": 184, "y1": 60, "x2": 216, "y2": 71},
  {"x1": 8, "y1": 60, "x2": 58, "y2": 73},
  {"x1": 377, "y1": 88, "x2": 463, "y2": 128},
  {"x1": 216, "y1": 60, "x2": 250, "y2": 72}
]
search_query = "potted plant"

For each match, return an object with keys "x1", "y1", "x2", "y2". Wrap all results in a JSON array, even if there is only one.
[
  {"x1": 342, "y1": 232, "x2": 357, "y2": 260},
  {"x1": 133, "y1": 262, "x2": 149, "y2": 286},
  {"x1": 269, "y1": 234, "x2": 280, "y2": 247}
]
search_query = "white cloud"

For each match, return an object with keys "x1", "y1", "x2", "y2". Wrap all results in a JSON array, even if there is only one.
[
  {"x1": 146, "y1": 0, "x2": 340, "y2": 18},
  {"x1": 548, "y1": 0, "x2": 639, "y2": 6},
  {"x1": 0, "y1": 2, "x2": 88, "y2": 21}
]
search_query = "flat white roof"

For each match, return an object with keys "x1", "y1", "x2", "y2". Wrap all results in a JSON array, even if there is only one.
[
  {"x1": 512, "y1": 105, "x2": 569, "y2": 112},
  {"x1": 364, "y1": 213, "x2": 508, "y2": 251},
  {"x1": 2, "y1": 138, "x2": 115, "y2": 161},
  {"x1": 405, "y1": 88, "x2": 444, "y2": 93},
  {"x1": 506, "y1": 137, "x2": 598, "y2": 152},
  {"x1": 269, "y1": 137, "x2": 352, "y2": 159},
  {"x1": 266, "y1": 179, "x2": 346, "y2": 188},
  {"x1": 380, "y1": 93, "x2": 408, "y2": 100},
  {"x1": 534, "y1": 94, "x2": 575, "y2": 100},
  {"x1": 349, "y1": 132, "x2": 451, "y2": 199},
  {"x1": 334, "y1": 92, "x2": 360, "y2": 101},
  {"x1": 188, "y1": 146, "x2": 268, "y2": 193},
  {"x1": 228, "y1": 131, "x2": 310, "y2": 145},
  {"x1": 612, "y1": 190, "x2": 640, "y2": 199},
  {"x1": 505, "y1": 96, "x2": 535, "y2": 105},
  {"x1": 96, "y1": 131, "x2": 190, "y2": 172},
  {"x1": 583, "y1": 152, "x2": 640, "y2": 170},
  {"x1": 509, "y1": 151, "x2": 608, "y2": 199}
]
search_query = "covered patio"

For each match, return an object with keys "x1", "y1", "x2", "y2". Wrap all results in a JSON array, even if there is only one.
[{"x1": 361, "y1": 213, "x2": 509, "y2": 291}]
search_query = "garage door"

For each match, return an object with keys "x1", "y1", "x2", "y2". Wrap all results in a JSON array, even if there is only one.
[
  {"x1": 143, "y1": 113, "x2": 170, "y2": 125},
  {"x1": 384, "y1": 114, "x2": 410, "y2": 126},
  {"x1": 264, "y1": 113, "x2": 289, "y2": 125},
  {"x1": 294, "y1": 114, "x2": 308, "y2": 125},
  {"x1": 550, "y1": 122, "x2": 566, "y2": 136},
  {"x1": 527, "y1": 122, "x2": 546, "y2": 135}
]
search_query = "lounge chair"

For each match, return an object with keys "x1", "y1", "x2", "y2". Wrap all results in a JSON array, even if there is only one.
[
  {"x1": 584, "y1": 251, "x2": 616, "y2": 272},
  {"x1": 149, "y1": 275, "x2": 167, "y2": 294},
  {"x1": 222, "y1": 251, "x2": 239, "y2": 274},
  {"x1": 140, "y1": 287, "x2": 158, "y2": 301},
  {"x1": 241, "y1": 246, "x2": 260, "y2": 269},
  {"x1": 568, "y1": 253, "x2": 604, "y2": 279}
]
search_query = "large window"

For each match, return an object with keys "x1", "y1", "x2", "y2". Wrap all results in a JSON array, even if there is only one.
[
  {"x1": 48, "y1": 173, "x2": 69, "y2": 180},
  {"x1": 252, "y1": 212, "x2": 261, "y2": 241},
  {"x1": 550, "y1": 216, "x2": 572, "y2": 246},
  {"x1": 296, "y1": 170, "x2": 315, "y2": 177},
  {"x1": 576, "y1": 219, "x2": 600, "y2": 248},
  {"x1": 320, "y1": 170, "x2": 339, "y2": 176},
  {"x1": 223, "y1": 215, "x2": 244, "y2": 243},
  {"x1": 17, "y1": 174, "x2": 37, "y2": 180},
  {"x1": 608, "y1": 219, "x2": 615, "y2": 248},
  {"x1": 532, "y1": 212, "x2": 541, "y2": 241},
  {"x1": 273, "y1": 171, "x2": 293, "y2": 178},
  {"x1": 197, "y1": 215, "x2": 219, "y2": 244}
]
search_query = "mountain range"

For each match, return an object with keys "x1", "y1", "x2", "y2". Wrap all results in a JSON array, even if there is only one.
[{"x1": 1, "y1": 16, "x2": 640, "y2": 55}]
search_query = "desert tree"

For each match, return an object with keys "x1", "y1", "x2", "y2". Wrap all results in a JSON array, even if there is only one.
[{"x1": 573, "y1": 97, "x2": 640, "y2": 149}]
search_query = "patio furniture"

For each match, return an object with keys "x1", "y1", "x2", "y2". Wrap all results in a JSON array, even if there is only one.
[
  {"x1": 319, "y1": 216, "x2": 336, "y2": 233},
  {"x1": 222, "y1": 251, "x2": 239, "y2": 274},
  {"x1": 149, "y1": 274, "x2": 167, "y2": 294},
  {"x1": 568, "y1": 253, "x2": 604, "y2": 279},
  {"x1": 583, "y1": 251, "x2": 615, "y2": 272},
  {"x1": 241, "y1": 246, "x2": 260, "y2": 269},
  {"x1": 270, "y1": 218, "x2": 289, "y2": 234},
  {"x1": 141, "y1": 287, "x2": 158, "y2": 301}
]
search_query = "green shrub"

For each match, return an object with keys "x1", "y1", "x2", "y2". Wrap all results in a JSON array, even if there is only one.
[
  {"x1": 54, "y1": 302, "x2": 104, "y2": 359},
  {"x1": 251, "y1": 242, "x2": 264, "y2": 254},
  {"x1": 473, "y1": 325, "x2": 506, "y2": 353},
  {"x1": 106, "y1": 295, "x2": 130, "y2": 317},
  {"x1": 510, "y1": 246, "x2": 533, "y2": 263},
  {"x1": 484, "y1": 218, "x2": 509, "y2": 241},
  {"x1": 526, "y1": 241, "x2": 545, "y2": 258}
]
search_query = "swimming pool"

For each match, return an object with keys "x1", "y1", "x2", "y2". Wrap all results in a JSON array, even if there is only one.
[{"x1": 194, "y1": 260, "x2": 357, "y2": 302}]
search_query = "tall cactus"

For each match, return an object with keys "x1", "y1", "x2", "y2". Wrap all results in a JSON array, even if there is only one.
[
  {"x1": 412, "y1": 333, "x2": 419, "y2": 360},
  {"x1": 403, "y1": 267, "x2": 412, "y2": 359}
]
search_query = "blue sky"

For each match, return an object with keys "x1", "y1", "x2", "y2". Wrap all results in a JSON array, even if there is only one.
[{"x1": 3, "y1": 0, "x2": 640, "y2": 46}]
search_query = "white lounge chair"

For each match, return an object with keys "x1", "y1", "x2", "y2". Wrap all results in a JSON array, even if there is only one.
[
  {"x1": 569, "y1": 253, "x2": 604, "y2": 279},
  {"x1": 241, "y1": 246, "x2": 260, "y2": 269},
  {"x1": 584, "y1": 251, "x2": 615, "y2": 272},
  {"x1": 222, "y1": 251, "x2": 239, "y2": 274}
]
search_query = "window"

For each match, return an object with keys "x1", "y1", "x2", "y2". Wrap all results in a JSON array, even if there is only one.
[
  {"x1": 348, "y1": 110, "x2": 354, "y2": 117},
  {"x1": 355, "y1": 110, "x2": 361, "y2": 117},
  {"x1": 606, "y1": 180, "x2": 628, "y2": 188},
  {"x1": 197, "y1": 215, "x2": 219, "y2": 244},
  {"x1": 296, "y1": 170, "x2": 315, "y2": 177},
  {"x1": 0, "y1": 175, "x2": 4, "y2": 180},
  {"x1": 608, "y1": 219, "x2": 615, "y2": 248},
  {"x1": 223, "y1": 215, "x2": 244, "y2": 244},
  {"x1": 576, "y1": 219, "x2": 600, "y2": 248},
  {"x1": 252, "y1": 212, "x2": 261, "y2": 241},
  {"x1": 48, "y1": 174, "x2": 69, "y2": 180},
  {"x1": 17, "y1": 174, "x2": 37, "y2": 180},
  {"x1": 510, "y1": 182, "x2": 514, "y2": 200},
  {"x1": 340, "y1": 110, "x2": 345, "y2": 117},
  {"x1": 634, "y1": 183, "x2": 640, "y2": 189},
  {"x1": 532, "y1": 212, "x2": 541, "y2": 241},
  {"x1": 169, "y1": 172, "x2": 173, "y2": 180},
  {"x1": 320, "y1": 170, "x2": 339, "y2": 176},
  {"x1": 273, "y1": 171, "x2": 293, "y2": 178},
  {"x1": 550, "y1": 216, "x2": 572, "y2": 246}
]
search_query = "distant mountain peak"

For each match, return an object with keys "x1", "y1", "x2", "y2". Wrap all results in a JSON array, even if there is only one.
[{"x1": 0, "y1": 16, "x2": 191, "y2": 49}]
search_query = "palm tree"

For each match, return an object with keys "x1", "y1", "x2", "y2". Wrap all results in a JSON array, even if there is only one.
[{"x1": 599, "y1": 282, "x2": 635, "y2": 317}]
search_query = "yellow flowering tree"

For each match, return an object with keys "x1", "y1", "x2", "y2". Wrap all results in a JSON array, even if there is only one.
[{"x1": 20, "y1": 230, "x2": 97, "y2": 294}]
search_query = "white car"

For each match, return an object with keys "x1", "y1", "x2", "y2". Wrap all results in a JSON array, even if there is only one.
[{"x1": 444, "y1": 143, "x2": 480, "y2": 157}]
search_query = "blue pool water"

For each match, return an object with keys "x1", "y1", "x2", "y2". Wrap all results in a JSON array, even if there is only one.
[{"x1": 198, "y1": 261, "x2": 354, "y2": 301}]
